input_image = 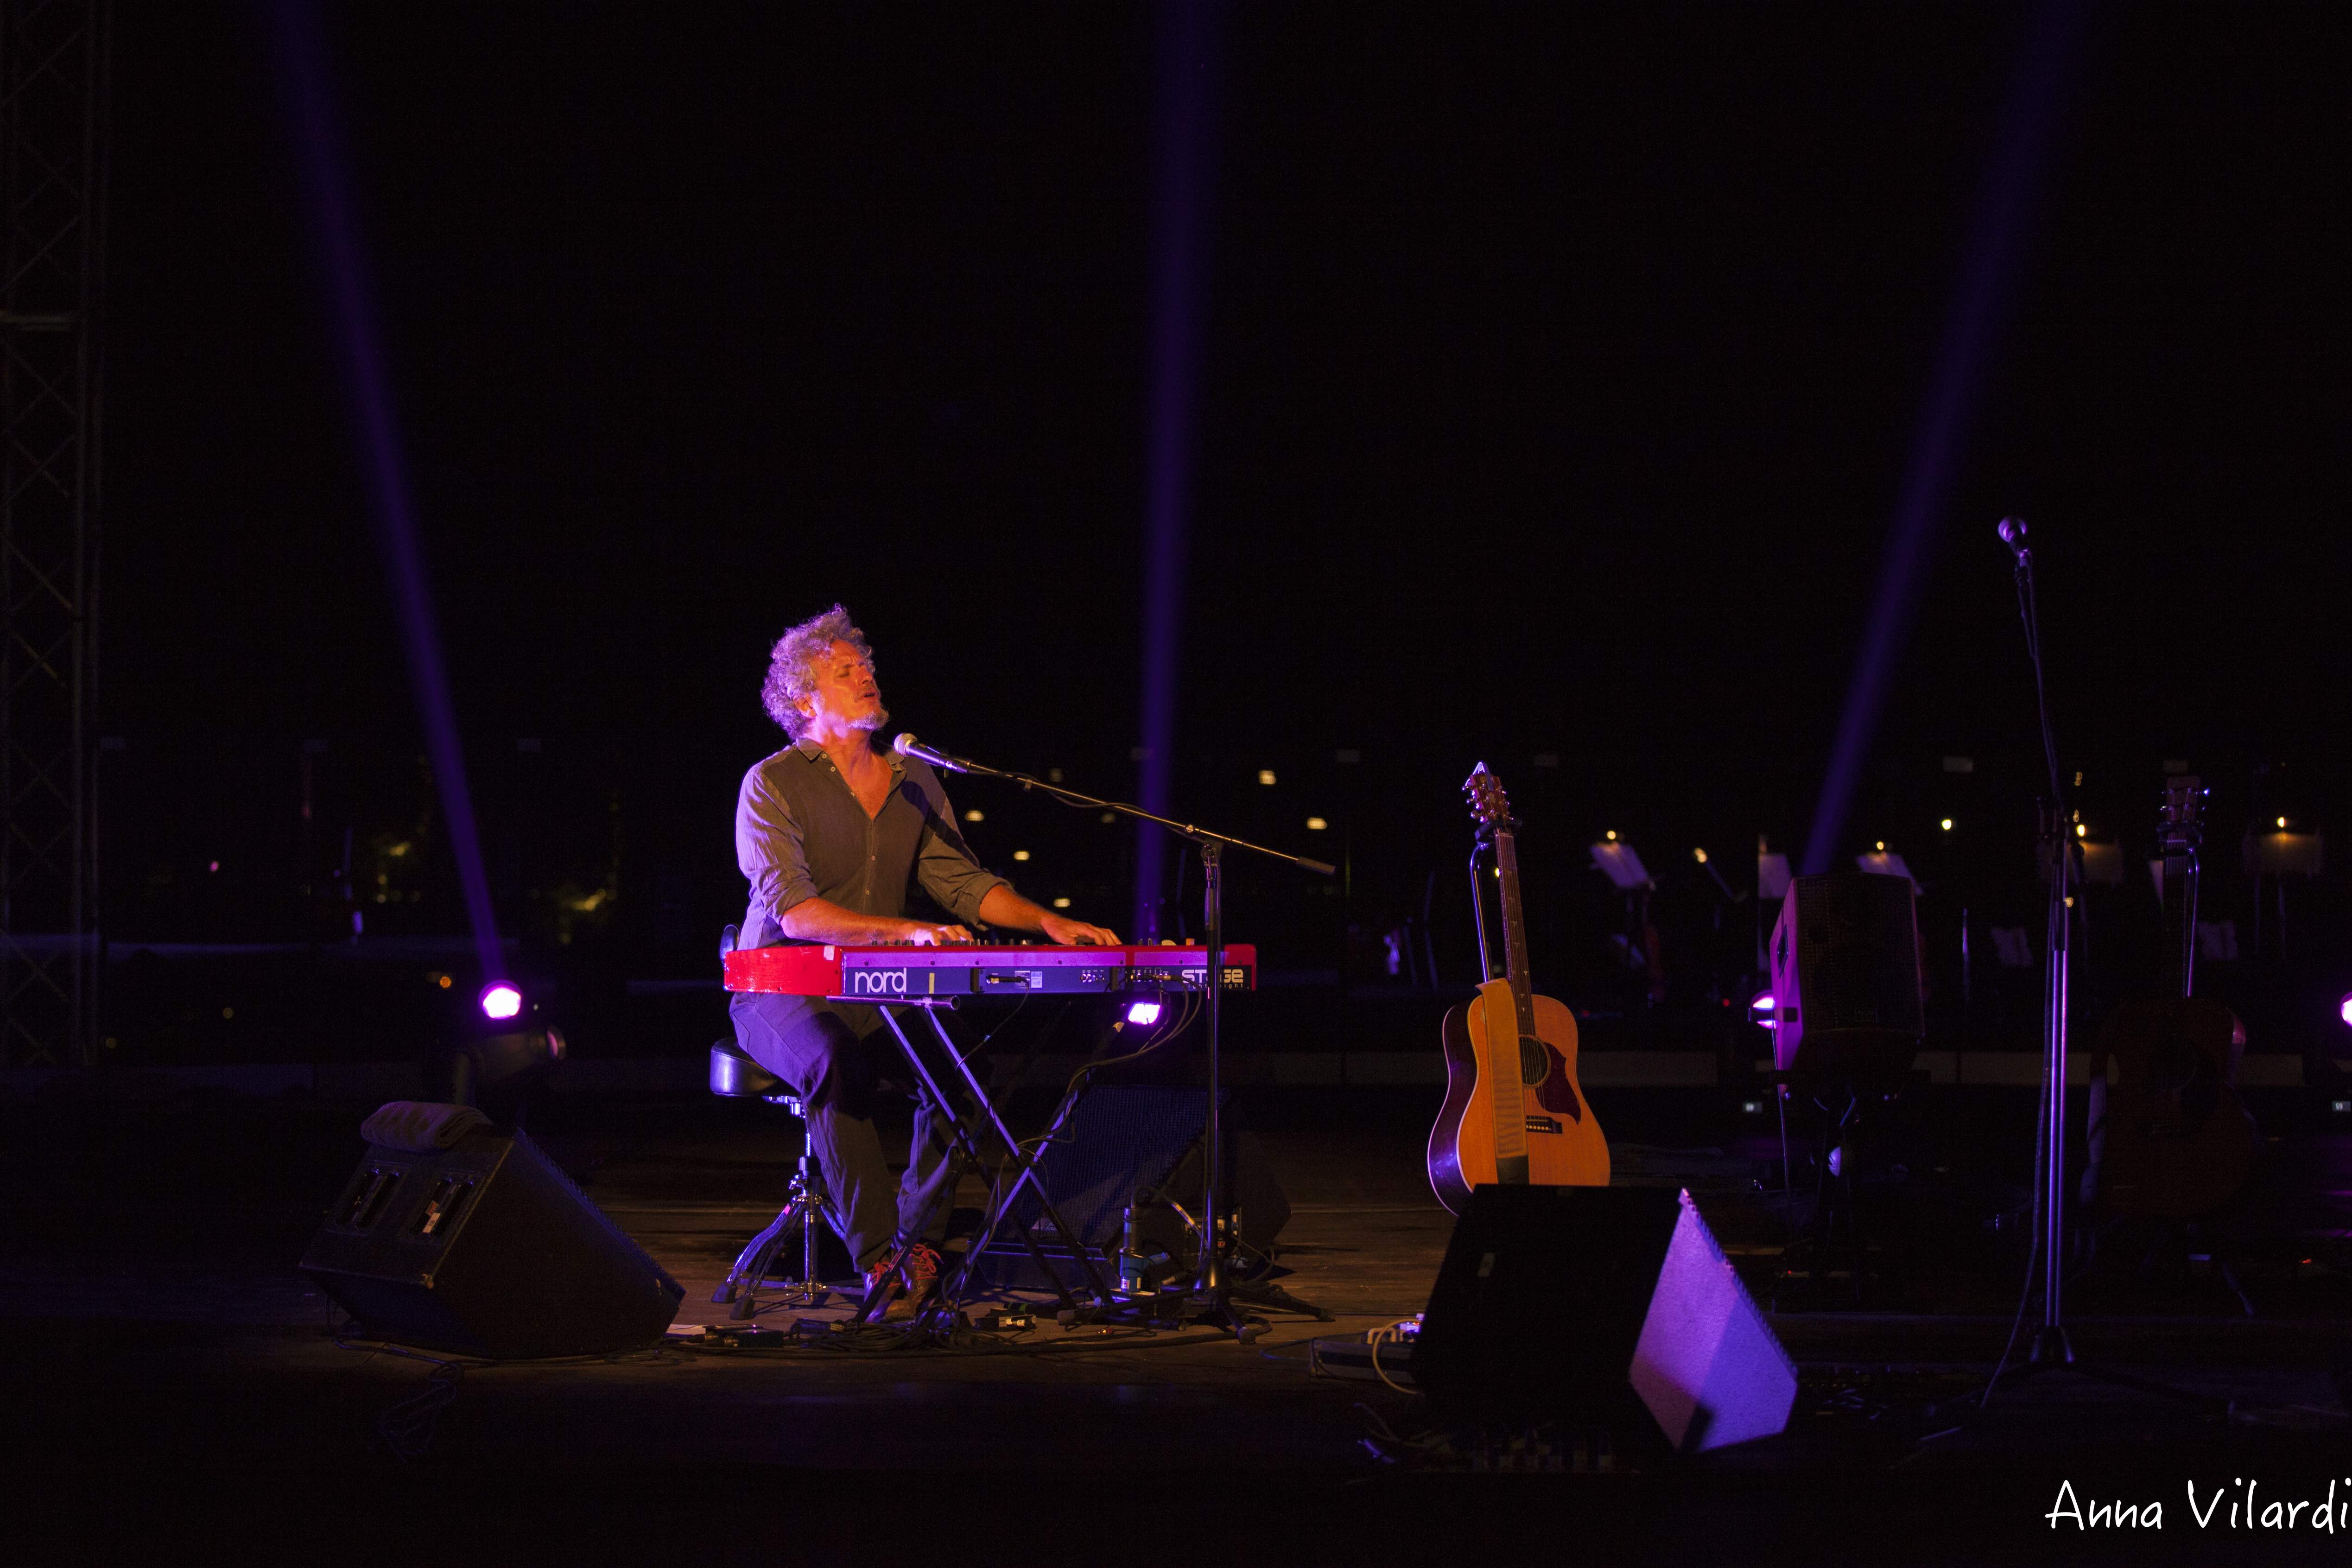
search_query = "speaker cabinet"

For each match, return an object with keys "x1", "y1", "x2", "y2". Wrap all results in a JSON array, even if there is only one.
[
  {"x1": 1409, "y1": 1185, "x2": 1796, "y2": 1452},
  {"x1": 1769, "y1": 871, "x2": 1924, "y2": 1079},
  {"x1": 301, "y1": 1127, "x2": 683, "y2": 1359}
]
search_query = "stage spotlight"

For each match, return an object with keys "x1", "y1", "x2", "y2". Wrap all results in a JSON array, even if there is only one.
[
  {"x1": 2339, "y1": 991, "x2": 2352, "y2": 1029},
  {"x1": 480, "y1": 982, "x2": 524, "y2": 1021},
  {"x1": 1748, "y1": 990, "x2": 1777, "y2": 1029},
  {"x1": 1126, "y1": 999, "x2": 1164, "y2": 1027},
  {"x1": 1940, "y1": 819, "x2": 1953, "y2": 832}
]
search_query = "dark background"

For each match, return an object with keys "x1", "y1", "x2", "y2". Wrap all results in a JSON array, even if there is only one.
[{"x1": 89, "y1": 4, "x2": 2349, "y2": 1059}]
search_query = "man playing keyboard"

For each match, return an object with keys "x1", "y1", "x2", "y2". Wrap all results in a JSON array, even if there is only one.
[{"x1": 729, "y1": 603, "x2": 1118, "y2": 1318}]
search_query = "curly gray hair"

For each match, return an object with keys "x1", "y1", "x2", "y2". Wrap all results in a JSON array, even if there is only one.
[{"x1": 761, "y1": 604, "x2": 875, "y2": 739}]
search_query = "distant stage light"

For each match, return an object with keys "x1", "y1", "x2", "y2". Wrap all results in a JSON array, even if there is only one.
[
  {"x1": 1692, "y1": 847, "x2": 1708, "y2": 864},
  {"x1": 2075, "y1": 824, "x2": 2087, "y2": 838},
  {"x1": 1748, "y1": 990, "x2": 1778, "y2": 1030},
  {"x1": 1940, "y1": 819, "x2": 1953, "y2": 832},
  {"x1": 2339, "y1": 991, "x2": 2352, "y2": 1029},
  {"x1": 1257, "y1": 769, "x2": 1277, "y2": 787},
  {"x1": 1051, "y1": 896, "x2": 1071, "y2": 909},
  {"x1": 2278, "y1": 816, "x2": 2289, "y2": 829},
  {"x1": 1590, "y1": 838, "x2": 1651, "y2": 891},
  {"x1": 480, "y1": 982, "x2": 524, "y2": 1021},
  {"x1": 1013, "y1": 850, "x2": 1031, "y2": 861},
  {"x1": 1305, "y1": 817, "x2": 1328, "y2": 831},
  {"x1": 1126, "y1": 999, "x2": 1163, "y2": 1027}
]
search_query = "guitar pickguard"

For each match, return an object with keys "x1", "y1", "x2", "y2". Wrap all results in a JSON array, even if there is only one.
[{"x1": 1529, "y1": 1040, "x2": 1584, "y2": 1121}]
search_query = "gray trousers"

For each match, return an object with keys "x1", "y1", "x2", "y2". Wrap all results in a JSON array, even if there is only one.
[{"x1": 728, "y1": 991, "x2": 973, "y2": 1270}]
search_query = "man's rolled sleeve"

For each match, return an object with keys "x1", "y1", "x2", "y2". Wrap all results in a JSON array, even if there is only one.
[{"x1": 737, "y1": 768, "x2": 820, "y2": 932}]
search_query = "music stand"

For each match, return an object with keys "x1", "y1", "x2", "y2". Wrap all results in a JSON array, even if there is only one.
[{"x1": 899, "y1": 738, "x2": 1336, "y2": 1338}]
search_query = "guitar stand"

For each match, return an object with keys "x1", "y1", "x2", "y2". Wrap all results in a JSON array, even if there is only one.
[{"x1": 852, "y1": 997, "x2": 1118, "y2": 1333}]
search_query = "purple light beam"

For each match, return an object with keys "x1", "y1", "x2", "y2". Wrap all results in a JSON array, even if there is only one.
[
  {"x1": 1133, "y1": 0, "x2": 1224, "y2": 940},
  {"x1": 1800, "y1": 0, "x2": 2086, "y2": 875},
  {"x1": 269, "y1": 1, "x2": 504, "y2": 985}
]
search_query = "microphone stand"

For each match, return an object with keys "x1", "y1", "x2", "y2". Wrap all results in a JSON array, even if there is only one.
[
  {"x1": 907, "y1": 740, "x2": 1337, "y2": 1338},
  {"x1": 1978, "y1": 525, "x2": 2217, "y2": 1414}
]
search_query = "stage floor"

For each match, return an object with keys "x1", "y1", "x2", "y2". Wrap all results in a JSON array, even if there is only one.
[{"x1": 7, "y1": 1085, "x2": 2352, "y2": 1555}]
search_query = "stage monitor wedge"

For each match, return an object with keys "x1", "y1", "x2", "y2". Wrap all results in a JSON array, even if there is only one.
[
  {"x1": 301, "y1": 1124, "x2": 683, "y2": 1359},
  {"x1": 1409, "y1": 1185, "x2": 1796, "y2": 1451},
  {"x1": 1769, "y1": 871, "x2": 1924, "y2": 1079}
]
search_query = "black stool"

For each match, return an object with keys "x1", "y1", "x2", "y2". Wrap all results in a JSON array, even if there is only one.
[{"x1": 709, "y1": 1036, "x2": 850, "y2": 1320}]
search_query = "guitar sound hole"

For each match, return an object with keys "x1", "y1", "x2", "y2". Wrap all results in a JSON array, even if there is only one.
[{"x1": 1518, "y1": 1036, "x2": 1545, "y2": 1084}]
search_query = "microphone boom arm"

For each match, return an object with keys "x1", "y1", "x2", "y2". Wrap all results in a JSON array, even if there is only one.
[{"x1": 892, "y1": 733, "x2": 1334, "y2": 877}]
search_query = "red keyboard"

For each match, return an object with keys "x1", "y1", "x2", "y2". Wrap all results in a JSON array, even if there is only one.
[{"x1": 723, "y1": 942, "x2": 1258, "y2": 1001}]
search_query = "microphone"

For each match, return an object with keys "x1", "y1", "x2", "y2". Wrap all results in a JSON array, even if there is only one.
[
  {"x1": 1997, "y1": 516, "x2": 2029, "y2": 562},
  {"x1": 891, "y1": 733, "x2": 970, "y2": 774}
]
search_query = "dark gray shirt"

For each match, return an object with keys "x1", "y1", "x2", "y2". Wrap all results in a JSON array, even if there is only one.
[{"x1": 733, "y1": 736, "x2": 1008, "y2": 953}]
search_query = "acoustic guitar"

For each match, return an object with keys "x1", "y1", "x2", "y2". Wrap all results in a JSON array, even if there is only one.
[
  {"x1": 2085, "y1": 776, "x2": 2256, "y2": 1218},
  {"x1": 1427, "y1": 764, "x2": 1610, "y2": 1213}
]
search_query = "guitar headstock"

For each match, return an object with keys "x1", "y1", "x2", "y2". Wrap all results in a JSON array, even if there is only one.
[
  {"x1": 2159, "y1": 775, "x2": 2205, "y2": 857},
  {"x1": 1464, "y1": 763, "x2": 1514, "y2": 839}
]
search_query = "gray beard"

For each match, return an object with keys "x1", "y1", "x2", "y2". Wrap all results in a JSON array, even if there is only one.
[{"x1": 851, "y1": 704, "x2": 890, "y2": 733}]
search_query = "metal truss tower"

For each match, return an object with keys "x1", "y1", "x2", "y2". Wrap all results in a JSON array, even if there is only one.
[{"x1": 0, "y1": 0, "x2": 108, "y2": 1067}]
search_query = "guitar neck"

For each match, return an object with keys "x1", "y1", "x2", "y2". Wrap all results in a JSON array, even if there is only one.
[
  {"x1": 2161, "y1": 851, "x2": 2199, "y2": 999},
  {"x1": 1493, "y1": 828, "x2": 1541, "y2": 1039},
  {"x1": 2158, "y1": 778, "x2": 2203, "y2": 1000}
]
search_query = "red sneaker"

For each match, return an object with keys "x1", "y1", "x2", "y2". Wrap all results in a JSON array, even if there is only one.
[{"x1": 865, "y1": 1243, "x2": 943, "y2": 1322}]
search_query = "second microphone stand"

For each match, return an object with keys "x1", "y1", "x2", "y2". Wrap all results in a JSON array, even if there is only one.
[
  {"x1": 909, "y1": 739, "x2": 1337, "y2": 1338},
  {"x1": 1978, "y1": 522, "x2": 2216, "y2": 1415}
]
